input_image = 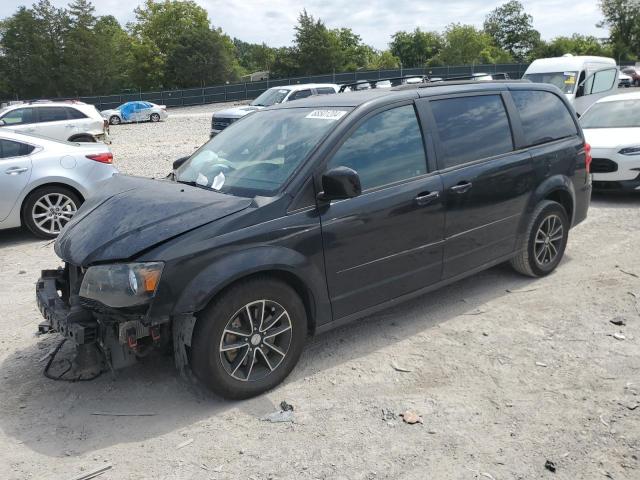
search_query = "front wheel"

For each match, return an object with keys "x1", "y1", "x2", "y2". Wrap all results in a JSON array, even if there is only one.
[
  {"x1": 109, "y1": 115, "x2": 121, "y2": 125},
  {"x1": 150, "y1": 113, "x2": 160, "y2": 122},
  {"x1": 510, "y1": 200, "x2": 569, "y2": 277},
  {"x1": 190, "y1": 277, "x2": 307, "y2": 399}
]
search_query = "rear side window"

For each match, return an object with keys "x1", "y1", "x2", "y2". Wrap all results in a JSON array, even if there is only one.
[
  {"x1": 316, "y1": 87, "x2": 336, "y2": 95},
  {"x1": 431, "y1": 95, "x2": 513, "y2": 168},
  {"x1": 66, "y1": 107, "x2": 87, "y2": 119},
  {"x1": 587, "y1": 69, "x2": 617, "y2": 94},
  {"x1": 0, "y1": 139, "x2": 34, "y2": 158},
  {"x1": 288, "y1": 90, "x2": 312, "y2": 101},
  {"x1": 37, "y1": 107, "x2": 68, "y2": 123},
  {"x1": 1, "y1": 108, "x2": 35, "y2": 125},
  {"x1": 327, "y1": 104, "x2": 427, "y2": 190},
  {"x1": 511, "y1": 90, "x2": 578, "y2": 147}
]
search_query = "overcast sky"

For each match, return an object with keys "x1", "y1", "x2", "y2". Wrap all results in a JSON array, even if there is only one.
[{"x1": 0, "y1": 1, "x2": 606, "y2": 50}]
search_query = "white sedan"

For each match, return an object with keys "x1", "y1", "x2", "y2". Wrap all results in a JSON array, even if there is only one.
[
  {"x1": 580, "y1": 92, "x2": 640, "y2": 192},
  {"x1": 100, "y1": 101, "x2": 168, "y2": 125},
  {"x1": 0, "y1": 129, "x2": 118, "y2": 238}
]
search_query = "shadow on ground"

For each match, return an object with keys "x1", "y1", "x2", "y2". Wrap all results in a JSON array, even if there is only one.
[
  {"x1": 0, "y1": 260, "x2": 548, "y2": 457},
  {"x1": 0, "y1": 228, "x2": 47, "y2": 248}
]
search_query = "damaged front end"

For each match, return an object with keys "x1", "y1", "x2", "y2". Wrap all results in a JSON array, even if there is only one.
[{"x1": 36, "y1": 262, "x2": 175, "y2": 378}]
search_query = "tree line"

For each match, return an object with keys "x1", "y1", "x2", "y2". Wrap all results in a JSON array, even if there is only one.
[{"x1": 0, "y1": 0, "x2": 637, "y2": 100}]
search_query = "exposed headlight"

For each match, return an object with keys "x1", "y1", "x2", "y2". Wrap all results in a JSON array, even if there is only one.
[
  {"x1": 79, "y1": 262, "x2": 164, "y2": 308},
  {"x1": 618, "y1": 146, "x2": 640, "y2": 156}
]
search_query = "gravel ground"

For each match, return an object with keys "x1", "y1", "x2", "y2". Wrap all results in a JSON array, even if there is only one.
[{"x1": 0, "y1": 104, "x2": 639, "y2": 480}]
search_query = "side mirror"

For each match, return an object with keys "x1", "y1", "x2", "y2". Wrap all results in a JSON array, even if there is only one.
[
  {"x1": 0, "y1": 119, "x2": 5, "y2": 127},
  {"x1": 318, "y1": 166, "x2": 361, "y2": 202},
  {"x1": 172, "y1": 156, "x2": 189, "y2": 170}
]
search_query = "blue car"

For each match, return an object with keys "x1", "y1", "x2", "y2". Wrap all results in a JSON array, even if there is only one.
[{"x1": 100, "y1": 101, "x2": 168, "y2": 125}]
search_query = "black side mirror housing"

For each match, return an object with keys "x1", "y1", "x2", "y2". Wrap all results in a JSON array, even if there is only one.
[
  {"x1": 318, "y1": 166, "x2": 362, "y2": 202},
  {"x1": 172, "y1": 156, "x2": 189, "y2": 170},
  {"x1": 0, "y1": 119, "x2": 5, "y2": 127}
]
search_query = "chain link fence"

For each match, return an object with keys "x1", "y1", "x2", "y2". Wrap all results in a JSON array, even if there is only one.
[{"x1": 0, "y1": 63, "x2": 550, "y2": 110}]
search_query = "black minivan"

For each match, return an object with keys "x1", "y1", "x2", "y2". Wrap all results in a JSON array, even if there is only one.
[{"x1": 37, "y1": 81, "x2": 592, "y2": 398}]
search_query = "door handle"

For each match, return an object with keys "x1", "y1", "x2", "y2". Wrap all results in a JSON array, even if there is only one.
[
  {"x1": 5, "y1": 167, "x2": 28, "y2": 175},
  {"x1": 65, "y1": 124, "x2": 74, "y2": 128},
  {"x1": 450, "y1": 181, "x2": 473, "y2": 194},
  {"x1": 415, "y1": 191, "x2": 439, "y2": 206}
]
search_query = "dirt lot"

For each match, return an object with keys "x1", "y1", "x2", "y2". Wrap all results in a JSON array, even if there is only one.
[{"x1": 0, "y1": 104, "x2": 639, "y2": 480}]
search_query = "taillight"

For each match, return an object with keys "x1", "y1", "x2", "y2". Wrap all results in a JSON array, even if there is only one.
[
  {"x1": 584, "y1": 142, "x2": 592, "y2": 173},
  {"x1": 86, "y1": 152, "x2": 113, "y2": 164}
]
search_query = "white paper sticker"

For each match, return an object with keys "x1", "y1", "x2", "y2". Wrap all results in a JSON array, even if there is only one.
[
  {"x1": 196, "y1": 173, "x2": 209, "y2": 186},
  {"x1": 212, "y1": 171, "x2": 225, "y2": 190},
  {"x1": 305, "y1": 110, "x2": 348, "y2": 121}
]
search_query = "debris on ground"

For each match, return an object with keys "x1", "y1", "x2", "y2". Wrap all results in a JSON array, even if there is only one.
[
  {"x1": 544, "y1": 460, "x2": 557, "y2": 473},
  {"x1": 69, "y1": 464, "x2": 112, "y2": 480},
  {"x1": 381, "y1": 408, "x2": 397, "y2": 422},
  {"x1": 279, "y1": 400, "x2": 294, "y2": 412},
  {"x1": 400, "y1": 410, "x2": 423, "y2": 425},
  {"x1": 390, "y1": 362, "x2": 412, "y2": 373},
  {"x1": 616, "y1": 266, "x2": 639, "y2": 278},
  {"x1": 610, "y1": 317, "x2": 626, "y2": 326},
  {"x1": 506, "y1": 288, "x2": 538, "y2": 293},
  {"x1": 91, "y1": 412, "x2": 156, "y2": 417},
  {"x1": 176, "y1": 438, "x2": 194, "y2": 449},
  {"x1": 536, "y1": 362, "x2": 548, "y2": 367},
  {"x1": 599, "y1": 415, "x2": 609, "y2": 427},
  {"x1": 618, "y1": 401, "x2": 639, "y2": 411},
  {"x1": 612, "y1": 332, "x2": 626, "y2": 341}
]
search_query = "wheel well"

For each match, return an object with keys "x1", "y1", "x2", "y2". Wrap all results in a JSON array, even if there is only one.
[
  {"x1": 204, "y1": 270, "x2": 317, "y2": 336},
  {"x1": 20, "y1": 183, "x2": 84, "y2": 222},
  {"x1": 68, "y1": 134, "x2": 95, "y2": 142},
  {"x1": 544, "y1": 189, "x2": 573, "y2": 221}
]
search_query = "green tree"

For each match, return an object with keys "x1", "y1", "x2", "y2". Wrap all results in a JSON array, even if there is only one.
[
  {"x1": 370, "y1": 50, "x2": 401, "y2": 69},
  {"x1": 436, "y1": 23, "x2": 512, "y2": 65},
  {"x1": 531, "y1": 34, "x2": 613, "y2": 59},
  {"x1": 483, "y1": 0, "x2": 540, "y2": 61},
  {"x1": 233, "y1": 39, "x2": 276, "y2": 73},
  {"x1": 389, "y1": 28, "x2": 443, "y2": 66},
  {"x1": 293, "y1": 10, "x2": 341, "y2": 74},
  {"x1": 64, "y1": 0, "x2": 100, "y2": 95},
  {"x1": 165, "y1": 28, "x2": 240, "y2": 87},
  {"x1": 599, "y1": 0, "x2": 640, "y2": 60},
  {"x1": 270, "y1": 46, "x2": 299, "y2": 78},
  {"x1": 332, "y1": 27, "x2": 375, "y2": 71}
]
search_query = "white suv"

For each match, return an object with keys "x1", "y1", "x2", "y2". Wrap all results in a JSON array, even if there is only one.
[{"x1": 0, "y1": 101, "x2": 109, "y2": 143}]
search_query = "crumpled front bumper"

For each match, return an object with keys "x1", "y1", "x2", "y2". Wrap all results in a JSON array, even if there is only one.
[{"x1": 36, "y1": 268, "x2": 98, "y2": 344}]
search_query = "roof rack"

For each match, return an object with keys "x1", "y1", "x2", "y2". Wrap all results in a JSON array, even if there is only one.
[
  {"x1": 338, "y1": 75, "x2": 429, "y2": 92},
  {"x1": 391, "y1": 78, "x2": 530, "y2": 91}
]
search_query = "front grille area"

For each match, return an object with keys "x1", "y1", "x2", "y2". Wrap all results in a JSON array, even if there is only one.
[
  {"x1": 211, "y1": 117, "x2": 234, "y2": 130},
  {"x1": 591, "y1": 158, "x2": 618, "y2": 173}
]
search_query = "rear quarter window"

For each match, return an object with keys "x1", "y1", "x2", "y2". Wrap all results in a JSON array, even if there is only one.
[
  {"x1": 66, "y1": 107, "x2": 87, "y2": 119},
  {"x1": 431, "y1": 94, "x2": 514, "y2": 169},
  {"x1": 511, "y1": 90, "x2": 578, "y2": 147}
]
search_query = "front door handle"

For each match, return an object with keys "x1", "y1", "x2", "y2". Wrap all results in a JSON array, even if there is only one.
[
  {"x1": 5, "y1": 166, "x2": 28, "y2": 175},
  {"x1": 415, "y1": 191, "x2": 439, "y2": 206},
  {"x1": 450, "y1": 181, "x2": 473, "y2": 194}
]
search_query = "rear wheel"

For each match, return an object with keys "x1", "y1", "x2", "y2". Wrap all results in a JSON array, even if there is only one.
[
  {"x1": 109, "y1": 115, "x2": 121, "y2": 125},
  {"x1": 23, "y1": 186, "x2": 82, "y2": 239},
  {"x1": 510, "y1": 200, "x2": 569, "y2": 277},
  {"x1": 150, "y1": 113, "x2": 160, "y2": 122},
  {"x1": 191, "y1": 277, "x2": 307, "y2": 399},
  {"x1": 70, "y1": 134, "x2": 95, "y2": 143}
]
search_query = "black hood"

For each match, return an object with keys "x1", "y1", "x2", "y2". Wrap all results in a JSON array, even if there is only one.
[{"x1": 55, "y1": 174, "x2": 252, "y2": 265}]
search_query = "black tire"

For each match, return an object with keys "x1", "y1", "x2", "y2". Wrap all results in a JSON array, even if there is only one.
[
  {"x1": 109, "y1": 115, "x2": 121, "y2": 125},
  {"x1": 22, "y1": 185, "x2": 82, "y2": 239},
  {"x1": 510, "y1": 200, "x2": 569, "y2": 277},
  {"x1": 191, "y1": 277, "x2": 307, "y2": 399},
  {"x1": 150, "y1": 113, "x2": 160, "y2": 122}
]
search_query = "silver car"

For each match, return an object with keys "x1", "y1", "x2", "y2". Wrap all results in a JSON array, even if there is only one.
[
  {"x1": 0, "y1": 129, "x2": 118, "y2": 238},
  {"x1": 100, "y1": 101, "x2": 168, "y2": 125}
]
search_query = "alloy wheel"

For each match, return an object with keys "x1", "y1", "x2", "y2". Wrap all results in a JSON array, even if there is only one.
[
  {"x1": 219, "y1": 300, "x2": 293, "y2": 382},
  {"x1": 31, "y1": 193, "x2": 77, "y2": 236},
  {"x1": 534, "y1": 214, "x2": 563, "y2": 266}
]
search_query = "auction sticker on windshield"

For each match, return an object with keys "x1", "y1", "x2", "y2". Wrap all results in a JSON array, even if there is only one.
[{"x1": 305, "y1": 110, "x2": 348, "y2": 121}]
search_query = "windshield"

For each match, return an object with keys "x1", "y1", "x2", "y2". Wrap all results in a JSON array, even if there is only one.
[
  {"x1": 523, "y1": 71, "x2": 578, "y2": 94},
  {"x1": 580, "y1": 100, "x2": 640, "y2": 128},
  {"x1": 251, "y1": 88, "x2": 291, "y2": 107},
  {"x1": 175, "y1": 107, "x2": 351, "y2": 196}
]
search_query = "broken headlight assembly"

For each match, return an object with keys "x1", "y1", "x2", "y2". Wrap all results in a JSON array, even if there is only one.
[{"x1": 79, "y1": 262, "x2": 164, "y2": 308}]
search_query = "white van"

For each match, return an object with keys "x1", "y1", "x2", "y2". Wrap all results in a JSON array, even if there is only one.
[{"x1": 523, "y1": 55, "x2": 619, "y2": 116}]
